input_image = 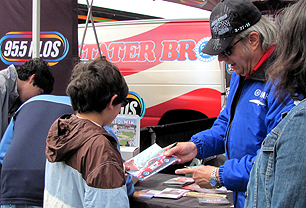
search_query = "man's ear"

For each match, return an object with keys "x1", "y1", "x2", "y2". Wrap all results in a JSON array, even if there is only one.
[
  {"x1": 108, "y1": 94, "x2": 118, "y2": 110},
  {"x1": 28, "y1": 74, "x2": 35, "y2": 84},
  {"x1": 248, "y1": 31, "x2": 261, "y2": 51}
]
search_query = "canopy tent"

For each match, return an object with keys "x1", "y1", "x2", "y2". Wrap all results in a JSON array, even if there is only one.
[{"x1": 164, "y1": 0, "x2": 298, "y2": 12}]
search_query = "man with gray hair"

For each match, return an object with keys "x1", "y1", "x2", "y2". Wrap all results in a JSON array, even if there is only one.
[{"x1": 165, "y1": 0, "x2": 295, "y2": 207}]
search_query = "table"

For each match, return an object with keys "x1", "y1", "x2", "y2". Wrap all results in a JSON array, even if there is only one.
[{"x1": 129, "y1": 173, "x2": 233, "y2": 208}]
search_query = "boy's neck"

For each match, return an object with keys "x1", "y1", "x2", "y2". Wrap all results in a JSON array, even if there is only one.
[{"x1": 76, "y1": 112, "x2": 103, "y2": 127}]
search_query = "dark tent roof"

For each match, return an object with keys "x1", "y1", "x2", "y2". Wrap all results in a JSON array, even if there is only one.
[{"x1": 164, "y1": 0, "x2": 298, "y2": 13}]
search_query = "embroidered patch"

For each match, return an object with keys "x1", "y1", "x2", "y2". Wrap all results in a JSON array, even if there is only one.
[
  {"x1": 211, "y1": 5, "x2": 234, "y2": 37},
  {"x1": 211, "y1": 14, "x2": 231, "y2": 36},
  {"x1": 249, "y1": 99, "x2": 265, "y2": 106}
]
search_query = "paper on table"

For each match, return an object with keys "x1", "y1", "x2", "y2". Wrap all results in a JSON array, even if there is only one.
[
  {"x1": 153, "y1": 188, "x2": 190, "y2": 199},
  {"x1": 162, "y1": 176, "x2": 194, "y2": 187},
  {"x1": 181, "y1": 183, "x2": 231, "y2": 194},
  {"x1": 183, "y1": 191, "x2": 227, "y2": 198},
  {"x1": 133, "y1": 189, "x2": 161, "y2": 198},
  {"x1": 197, "y1": 197, "x2": 231, "y2": 205}
]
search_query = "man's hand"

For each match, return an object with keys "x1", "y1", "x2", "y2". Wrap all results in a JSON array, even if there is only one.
[
  {"x1": 164, "y1": 142, "x2": 198, "y2": 164},
  {"x1": 175, "y1": 165, "x2": 216, "y2": 189}
]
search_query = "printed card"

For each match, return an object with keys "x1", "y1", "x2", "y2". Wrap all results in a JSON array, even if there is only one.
[
  {"x1": 181, "y1": 183, "x2": 230, "y2": 194},
  {"x1": 153, "y1": 188, "x2": 190, "y2": 199},
  {"x1": 124, "y1": 143, "x2": 178, "y2": 181},
  {"x1": 197, "y1": 197, "x2": 231, "y2": 205},
  {"x1": 162, "y1": 177, "x2": 194, "y2": 187},
  {"x1": 133, "y1": 189, "x2": 161, "y2": 198},
  {"x1": 183, "y1": 191, "x2": 226, "y2": 198},
  {"x1": 110, "y1": 114, "x2": 140, "y2": 147}
]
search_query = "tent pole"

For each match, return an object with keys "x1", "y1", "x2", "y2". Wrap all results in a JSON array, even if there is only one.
[
  {"x1": 79, "y1": 0, "x2": 94, "y2": 59},
  {"x1": 32, "y1": 0, "x2": 41, "y2": 58},
  {"x1": 87, "y1": 0, "x2": 102, "y2": 58}
]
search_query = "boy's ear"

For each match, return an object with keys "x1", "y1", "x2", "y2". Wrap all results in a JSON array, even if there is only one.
[{"x1": 108, "y1": 94, "x2": 118, "y2": 109}]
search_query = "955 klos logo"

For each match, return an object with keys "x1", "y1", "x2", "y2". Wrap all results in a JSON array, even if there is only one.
[{"x1": 0, "y1": 31, "x2": 69, "y2": 66}]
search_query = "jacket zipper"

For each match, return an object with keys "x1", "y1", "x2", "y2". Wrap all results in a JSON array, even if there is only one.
[{"x1": 226, "y1": 76, "x2": 245, "y2": 160}]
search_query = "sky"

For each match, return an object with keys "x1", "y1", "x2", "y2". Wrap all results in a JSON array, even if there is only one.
[{"x1": 78, "y1": 0, "x2": 211, "y2": 20}]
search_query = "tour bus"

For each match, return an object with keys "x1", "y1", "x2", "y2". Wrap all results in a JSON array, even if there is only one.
[{"x1": 78, "y1": 18, "x2": 227, "y2": 127}]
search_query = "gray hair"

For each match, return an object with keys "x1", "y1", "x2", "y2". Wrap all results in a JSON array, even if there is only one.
[{"x1": 237, "y1": 16, "x2": 276, "y2": 52}]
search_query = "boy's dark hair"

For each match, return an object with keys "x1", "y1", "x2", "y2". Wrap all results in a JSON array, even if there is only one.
[
  {"x1": 16, "y1": 58, "x2": 54, "y2": 94},
  {"x1": 66, "y1": 56, "x2": 129, "y2": 113}
]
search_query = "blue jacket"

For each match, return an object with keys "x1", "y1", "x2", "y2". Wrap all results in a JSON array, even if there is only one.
[
  {"x1": 245, "y1": 98, "x2": 306, "y2": 208},
  {"x1": 190, "y1": 56, "x2": 295, "y2": 208}
]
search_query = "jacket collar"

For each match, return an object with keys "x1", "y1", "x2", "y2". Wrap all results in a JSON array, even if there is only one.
[{"x1": 245, "y1": 45, "x2": 276, "y2": 81}]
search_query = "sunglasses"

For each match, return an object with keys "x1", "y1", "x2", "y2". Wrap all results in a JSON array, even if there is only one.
[{"x1": 221, "y1": 38, "x2": 243, "y2": 56}]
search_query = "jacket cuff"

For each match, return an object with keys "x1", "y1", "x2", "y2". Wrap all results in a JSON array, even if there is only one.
[
  {"x1": 218, "y1": 165, "x2": 224, "y2": 186},
  {"x1": 189, "y1": 138, "x2": 202, "y2": 158}
]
